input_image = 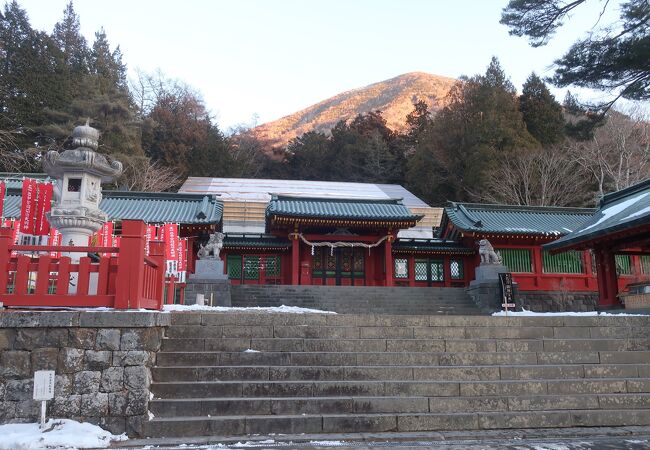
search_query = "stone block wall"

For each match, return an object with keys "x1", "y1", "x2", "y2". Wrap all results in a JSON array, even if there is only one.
[
  {"x1": 0, "y1": 311, "x2": 170, "y2": 436},
  {"x1": 467, "y1": 281, "x2": 599, "y2": 313},
  {"x1": 518, "y1": 291, "x2": 598, "y2": 312}
]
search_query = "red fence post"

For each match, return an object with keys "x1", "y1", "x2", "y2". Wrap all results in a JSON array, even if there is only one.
[
  {"x1": 115, "y1": 220, "x2": 147, "y2": 309},
  {"x1": 0, "y1": 227, "x2": 12, "y2": 294},
  {"x1": 148, "y1": 240, "x2": 166, "y2": 310}
]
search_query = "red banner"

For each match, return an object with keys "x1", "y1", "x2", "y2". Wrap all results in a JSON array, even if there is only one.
[
  {"x1": 178, "y1": 238, "x2": 186, "y2": 272},
  {"x1": 145, "y1": 224, "x2": 156, "y2": 255},
  {"x1": 0, "y1": 181, "x2": 5, "y2": 219},
  {"x1": 164, "y1": 223, "x2": 179, "y2": 261},
  {"x1": 100, "y1": 222, "x2": 113, "y2": 257},
  {"x1": 19, "y1": 179, "x2": 37, "y2": 234},
  {"x1": 49, "y1": 228, "x2": 61, "y2": 258},
  {"x1": 34, "y1": 182, "x2": 53, "y2": 236}
]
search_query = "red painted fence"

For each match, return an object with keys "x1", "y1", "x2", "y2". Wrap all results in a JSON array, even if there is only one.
[{"x1": 0, "y1": 220, "x2": 166, "y2": 310}]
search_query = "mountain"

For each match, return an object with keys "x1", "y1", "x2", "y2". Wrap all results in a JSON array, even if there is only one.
[{"x1": 250, "y1": 72, "x2": 456, "y2": 152}]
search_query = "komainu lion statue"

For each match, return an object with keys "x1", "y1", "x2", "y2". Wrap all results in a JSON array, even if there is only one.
[
  {"x1": 198, "y1": 232, "x2": 224, "y2": 260},
  {"x1": 478, "y1": 239, "x2": 502, "y2": 265}
]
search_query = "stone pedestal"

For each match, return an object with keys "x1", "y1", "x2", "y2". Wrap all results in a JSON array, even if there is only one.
[
  {"x1": 185, "y1": 259, "x2": 232, "y2": 306},
  {"x1": 467, "y1": 264, "x2": 514, "y2": 312},
  {"x1": 474, "y1": 264, "x2": 508, "y2": 281}
]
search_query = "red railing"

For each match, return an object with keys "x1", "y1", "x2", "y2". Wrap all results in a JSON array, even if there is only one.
[{"x1": 0, "y1": 220, "x2": 166, "y2": 310}]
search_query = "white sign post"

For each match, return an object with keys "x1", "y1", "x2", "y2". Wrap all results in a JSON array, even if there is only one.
[{"x1": 33, "y1": 370, "x2": 55, "y2": 429}]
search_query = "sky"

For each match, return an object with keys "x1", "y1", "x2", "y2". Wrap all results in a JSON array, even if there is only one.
[{"x1": 17, "y1": 0, "x2": 627, "y2": 130}]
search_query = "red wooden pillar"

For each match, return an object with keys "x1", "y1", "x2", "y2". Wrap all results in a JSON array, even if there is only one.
[
  {"x1": 532, "y1": 247, "x2": 543, "y2": 287},
  {"x1": 595, "y1": 247, "x2": 621, "y2": 308},
  {"x1": 443, "y1": 256, "x2": 452, "y2": 287},
  {"x1": 115, "y1": 220, "x2": 147, "y2": 309},
  {"x1": 385, "y1": 232, "x2": 394, "y2": 287},
  {"x1": 291, "y1": 230, "x2": 300, "y2": 285},
  {"x1": 148, "y1": 240, "x2": 166, "y2": 309},
  {"x1": 408, "y1": 255, "x2": 416, "y2": 287},
  {"x1": 0, "y1": 227, "x2": 12, "y2": 294}
]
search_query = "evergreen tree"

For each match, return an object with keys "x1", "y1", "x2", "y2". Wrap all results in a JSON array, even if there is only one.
[
  {"x1": 0, "y1": 1, "x2": 67, "y2": 148},
  {"x1": 406, "y1": 57, "x2": 538, "y2": 205},
  {"x1": 285, "y1": 131, "x2": 333, "y2": 180},
  {"x1": 501, "y1": 0, "x2": 650, "y2": 111},
  {"x1": 519, "y1": 72, "x2": 565, "y2": 146},
  {"x1": 52, "y1": 2, "x2": 88, "y2": 73}
]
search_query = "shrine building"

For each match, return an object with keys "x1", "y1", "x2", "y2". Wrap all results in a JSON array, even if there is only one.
[{"x1": 3, "y1": 173, "x2": 650, "y2": 308}]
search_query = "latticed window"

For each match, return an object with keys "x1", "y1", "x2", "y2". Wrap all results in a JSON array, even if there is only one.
[
  {"x1": 265, "y1": 256, "x2": 281, "y2": 277},
  {"x1": 615, "y1": 254, "x2": 633, "y2": 275},
  {"x1": 414, "y1": 259, "x2": 444, "y2": 282},
  {"x1": 244, "y1": 256, "x2": 260, "y2": 280},
  {"x1": 430, "y1": 261, "x2": 444, "y2": 281},
  {"x1": 227, "y1": 255, "x2": 242, "y2": 280},
  {"x1": 641, "y1": 255, "x2": 650, "y2": 275},
  {"x1": 394, "y1": 258, "x2": 408, "y2": 278},
  {"x1": 415, "y1": 260, "x2": 428, "y2": 281},
  {"x1": 498, "y1": 248, "x2": 532, "y2": 273},
  {"x1": 542, "y1": 250, "x2": 584, "y2": 274},
  {"x1": 450, "y1": 259, "x2": 464, "y2": 280}
]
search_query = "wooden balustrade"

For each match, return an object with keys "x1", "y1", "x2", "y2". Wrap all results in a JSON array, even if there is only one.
[{"x1": 0, "y1": 220, "x2": 165, "y2": 310}]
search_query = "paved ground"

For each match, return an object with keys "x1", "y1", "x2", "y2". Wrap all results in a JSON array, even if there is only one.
[{"x1": 113, "y1": 427, "x2": 650, "y2": 449}]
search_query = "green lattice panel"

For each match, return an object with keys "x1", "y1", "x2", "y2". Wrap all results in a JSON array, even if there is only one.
[
  {"x1": 244, "y1": 256, "x2": 260, "y2": 280},
  {"x1": 499, "y1": 249, "x2": 532, "y2": 273},
  {"x1": 227, "y1": 255, "x2": 242, "y2": 280},
  {"x1": 265, "y1": 256, "x2": 281, "y2": 277},
  {"x1": 642, "y1": 256, "x2": 650, "y2": 275},
  {"x1": 615, "y1": 254, "x2": 632, "y2": 275},
  {"x1": 543, "y1": 250, "x2": 584, "y2": 274}
]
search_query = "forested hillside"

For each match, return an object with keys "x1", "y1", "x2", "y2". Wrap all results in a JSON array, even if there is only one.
[{"x1": 0, "y1": 1, "x2": 648, "y2": 208}]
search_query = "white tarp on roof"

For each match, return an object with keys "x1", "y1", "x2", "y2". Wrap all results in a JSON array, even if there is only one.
[{"x1": 179, "y1": 177, "x2": 430, "y2": 207}]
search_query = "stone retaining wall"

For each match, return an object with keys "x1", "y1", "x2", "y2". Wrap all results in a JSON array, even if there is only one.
[
  {"x1": 518, "y1": 290, "x2": 599, "y2": 312},
  {"x1": 0, "y1": 311, "x2": 170, "y2": 436}
]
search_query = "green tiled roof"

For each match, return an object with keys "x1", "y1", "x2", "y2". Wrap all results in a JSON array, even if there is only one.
[
  {"x1": 443, "y1": 202, "x2": 595, "y2": 237},
  {"x1": 266, "y1": 195, "x2": 423, "y2": 222},
  {"x1": 545, "y1": 179, "x2": 650, "y2": 251},
  {"x1": 224, "y1": 234, "x2": 290, "y2": 249},
  {"x1": 393, "y1": 238, "x2": 474, "y2": 254},
  {"x1": 2, "y1": 190, "x2": 222, "y2": 225},
  {"x1": 0, "y1": 173, "x2": 53, "y2": 191}
]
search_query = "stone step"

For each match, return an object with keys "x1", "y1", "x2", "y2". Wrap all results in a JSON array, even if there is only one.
[
  {"x1": 160, "y1": 336, "x2": 650, "y2": 352},
  {"x1": 143, "y1": 408, "x2": 650, "y2": 437},
  {"x1": 168, "y1": 312, "x2": 650, "y2": 329},
  {"x1": 155, "y1": 350, "x2": 650, "y2": 367},
  {"x1": 164, "y1": 323, "x2": 650, "y2": 340},
  {"x1": 150, "y1": 377, "x2": 650, "y2": 399},
  {"x1": 149, "y1": 393, "x2": 650, "y2": 417},
  {"x1": 151, "y1": 364, "x2": 650, "y2": 382}
]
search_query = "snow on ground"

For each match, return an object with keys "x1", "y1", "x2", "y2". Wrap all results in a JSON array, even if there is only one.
[
  {"x1": 493, "y1": 308, "x2": 645, "y2": 316},
  {"x1": 163, "y1": 304, "x2": 337, "y2": 314},
  {"x1": 0, "y1": 419, "x2": 127, "y2": 450}
]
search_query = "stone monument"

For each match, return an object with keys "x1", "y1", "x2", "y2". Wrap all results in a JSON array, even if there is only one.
[
  {"x1": 467, "y1": 238, "x2": 514, "y2": 311},
  {"x1": 185, "y1": 232, "x2": 232, "y2": 306},
  {"x1": 43, "y1": 121, "x2": 122, "y2": 292},
  {"x1": 43, "y1": 121, "x2": 122, "y2": 248}
]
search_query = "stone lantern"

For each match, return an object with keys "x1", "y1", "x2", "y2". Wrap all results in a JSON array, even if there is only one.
[{"x1": 43, "y1": 121, "x2": 122, "y2": 249}]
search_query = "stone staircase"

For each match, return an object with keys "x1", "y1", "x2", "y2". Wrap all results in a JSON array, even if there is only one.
[
  {"x1": 231, "y1": 285, "x2": 484, "y2": 315},
  {"x1": 145, "y1": 312, "x2": 650, "y2": 438}
]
